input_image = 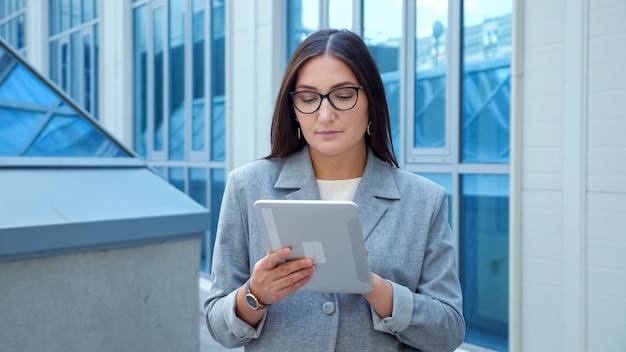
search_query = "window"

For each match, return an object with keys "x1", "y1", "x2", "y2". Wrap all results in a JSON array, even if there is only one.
[
  {"x1": 0, "y1": 41, "x2": 128, "y2": 157},
  {"x1": 49, "y1": 0, "x2": 99, "y2": 118},
  {"x1": 287, "y1": 1, "x2": 512, "y2": 350},
  {"x1": 131, "y1": 0, "x2": 226, "y2": 273},
  {"x1": 0, "y1": 0, "x2": 26, "y2": 56}
]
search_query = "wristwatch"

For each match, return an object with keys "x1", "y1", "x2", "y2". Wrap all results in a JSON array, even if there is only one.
[{"x1": 245, "y1": 279, "x2": 270, "y2": 310}]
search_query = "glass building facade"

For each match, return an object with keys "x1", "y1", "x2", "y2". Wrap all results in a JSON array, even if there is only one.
[
  {"x1": 131, "y1": 0, "x2": 226, "y2": 273},
  {"x1": 49, "y1": 0, "x2": 100, "y2": 118},
  {"x1": 288, "y1": 1, "x2": 512, "y2": 350},
  {"x1": 1, "y1": 1, "x2": 514, "y2": 350},
  {"x1": 0, "y1": 0, "x2": 25, "y2": 56}
]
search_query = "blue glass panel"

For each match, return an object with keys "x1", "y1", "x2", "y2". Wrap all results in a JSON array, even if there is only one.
[
  {"x1": 169, "y1": 0, "x2": 185, "y2": 160},
  {"x1": 192, "y1": 0, "x2": 205, "y2": 151},
  {"x1": 93, "y1": 23, "x2": 99, "y2": 119},
  {"x1": 70, "y1": 32, "x2": 80, "y2": 103},
  {"x1": 70, "y1": 0, "x2": 80, "y2": 27},
  {"x1": 461, "y1": 174, "x2": 509, "y2": 351},
  {"x1": 0, "y1": 65, "x2": 58, "y2": 105},
  {"x1": 23, "y1": 114, "x2": 128, "y2": 157},
  {"x1": 83, "y1": 33, "x2": 91, "y2": 113},
  {"x1": 462, "y1": 58, "x2": 511, "y2": 163},
  {"x1": 211, "y1": 97, "x2": 225, "y2": 161},
  {"x1": 211, "y1": 1, "x2": 224, "y2": 97},
  {"x1": 153, "y1": 166, "x2": 166, "y2": 180},
  {"x1": 133, "y1": 5, "x2": 148, "y2": 157},
  {"x1": 153, "y1": 6, "x2": 164, "y2": 151},
  {"x1": 287, "y1": 0, "x2": 318, "y2": 59},
  {"x1": 415, "y1": 68, "x2": 446, "y2": 148},
  {"x1": 364, "y1": 0, "x2": 402, "y2": 159},
  {"x1": 415, "y1": 1, "x2": 448, "y2": 148},
  {"x1": 190, "y1": 167, "x2": 208, "y2": 271},
  {"x1": 169, "y1": 166, "x2": 185, "y2": 192},
  {"x1": 462, "y1": 1, "x2": 512, "y2": 164},
  {"x1": 210, "y1": 0, "x2": 225, "y2": 161},
  {"x1": 206, "y1": 167, "x2": 225, "y2": 272},
  {"x1": 83, "y1": 0, "x2": 94, "y2": 22},
  {"x1": 0, "y1": 108, "x2": 47, "y2": 156}
]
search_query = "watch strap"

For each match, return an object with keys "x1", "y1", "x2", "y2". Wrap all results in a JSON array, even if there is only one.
[{"x1": 245, "y1": 279, "x2": 270, "y2": 310}]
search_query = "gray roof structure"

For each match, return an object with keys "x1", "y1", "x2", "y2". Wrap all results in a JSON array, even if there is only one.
[{"x1": 0, "y1": 37, "x2": 210, "y2": 263}]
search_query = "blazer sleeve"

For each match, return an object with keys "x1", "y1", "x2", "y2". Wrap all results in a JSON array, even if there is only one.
[
  {"x1": 203, "y1": 170, "x2": 267, "y2": 348},
  {"x1": 371, "y1": 187, "x2": 466, "y2": 352}
]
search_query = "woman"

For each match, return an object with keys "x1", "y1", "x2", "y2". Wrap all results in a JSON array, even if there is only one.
[{"x1": 204, "y1": 29, "x2": 465, "y2": 352}]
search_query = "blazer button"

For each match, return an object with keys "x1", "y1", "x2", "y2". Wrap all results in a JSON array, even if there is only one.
[{"x1": 322, "y1": 302, "x2": 335, "y2": 315}]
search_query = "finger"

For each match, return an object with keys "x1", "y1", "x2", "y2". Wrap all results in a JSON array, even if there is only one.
[{"x1": 263, "y1": 247, "x2": 291, "y2": 269}]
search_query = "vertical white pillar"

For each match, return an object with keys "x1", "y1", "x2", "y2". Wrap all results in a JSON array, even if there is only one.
[
  {"x1": 562, "y1": 0, "x2": 588, "y2": 351},
  {"x1": 25, "y1": 0, "x2": 48, "y2": 74},
  {"x1": 99, "y1": 0, "x2": 133, "y2": 145},
  {"x1": 225, "y1": 1, "x2": 286, "y2": 172},
  {"x1": 508, "y1": 0, "x2": 525, "y2": 351}
]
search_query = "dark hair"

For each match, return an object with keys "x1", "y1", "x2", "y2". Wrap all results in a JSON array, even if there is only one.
[{"x1": 265, "y1": 29, "x2": 398, "y2": 167}]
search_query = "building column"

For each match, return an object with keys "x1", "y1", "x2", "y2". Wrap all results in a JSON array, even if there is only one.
[
  {"x1": 25, "y1": 0, "x2": 48, "y2": 73},
  {"x1": 99, "y1": 0, "x2": 133, "y2": 145},
  {"x1": 225, "y1": 1, "x2": 286, "y2": 171},
  {"x1": 562, "y1": 0, "x2": 589, "y2": 351}
]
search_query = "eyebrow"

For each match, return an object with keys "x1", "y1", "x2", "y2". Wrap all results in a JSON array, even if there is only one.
[{"x1": 294, "y1": 81, "x2": 358, "y2": 91}]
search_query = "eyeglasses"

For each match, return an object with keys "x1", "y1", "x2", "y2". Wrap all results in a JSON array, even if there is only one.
[{"x1": 289, "y1": 86, "x2": 363, "y2": 114}]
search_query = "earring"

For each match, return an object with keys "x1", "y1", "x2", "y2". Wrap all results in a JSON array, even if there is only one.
[
  {"x1": 297, "y1": 127, "x2": 301, "y2": 140},
  {"x1": 367, "y1": 122, "x2": 371, "y2": 136}
]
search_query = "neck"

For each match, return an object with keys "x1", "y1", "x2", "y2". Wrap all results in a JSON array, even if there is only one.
[{"x1": 310, "y1": 146, "x2": 367, "y2": 180}]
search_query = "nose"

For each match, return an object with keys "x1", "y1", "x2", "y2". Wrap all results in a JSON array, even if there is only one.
[{"x1": 317, "y1": 97, "x2": 336, "y2": 123}]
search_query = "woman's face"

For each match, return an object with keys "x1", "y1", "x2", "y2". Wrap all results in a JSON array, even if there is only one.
[{"x1": 293, "y1": 54, "x2": 369, "y2": 160}]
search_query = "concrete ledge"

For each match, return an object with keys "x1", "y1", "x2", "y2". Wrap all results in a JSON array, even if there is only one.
[{"x1": 0, "y1": 238, "x2": 201, "y2": 352}]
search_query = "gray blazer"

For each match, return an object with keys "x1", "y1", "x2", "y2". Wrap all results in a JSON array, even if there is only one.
[{"x1": 204, "y1": 147, "x2": 465, "y2": 352}]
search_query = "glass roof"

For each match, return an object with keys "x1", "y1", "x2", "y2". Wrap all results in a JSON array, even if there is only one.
[{"x1": 0, "y1": 38, "x2": 130, "y2": 158}]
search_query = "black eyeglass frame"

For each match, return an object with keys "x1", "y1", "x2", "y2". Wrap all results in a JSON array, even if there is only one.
[{"x1": 289, "y1": 86, "x2": 364, "y2": 114}]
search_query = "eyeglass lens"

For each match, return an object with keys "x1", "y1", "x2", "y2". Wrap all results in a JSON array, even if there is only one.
[{"x1": 291, "y1": 87, "x2": 360, "y2": 114}]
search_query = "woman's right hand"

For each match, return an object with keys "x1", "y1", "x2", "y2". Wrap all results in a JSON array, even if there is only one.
[
  {"x1": 249, "y1": 247, "x2": 316, "y2": 305},
  {"x1": 235, "y1": 247, "x2": 316, "y2": 325}
]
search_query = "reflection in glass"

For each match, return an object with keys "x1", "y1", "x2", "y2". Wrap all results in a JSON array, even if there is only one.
[
  {"x1": 192, "y1": 0, "x2": 205, "y2": 151},
  {"x1": 208, "y1": 168, "x2": 226, "y2": 270},
  {"x1": 287, "y1": 0, "x2": 319, "y2": 59},
  {"x1": 153, "y1": 6, "x2": 164, "y2": 152},
  {"x1": 0, "y1": 65, "x2": 58, "y2": 105},
  {"x1": 0, "y1": 108, "x2": 47, "y2": 156},
  {"x1": 0, "y1": 41, "x2": 129, "y2": 158},
  {"x1": 211, "y1": 0, "x2": 225, "y2": 162},
  {"x1": 363, "y1": 0, "x2": 402, "y2": 158},
  {"x1": 23, "y1": 115, "x2": 127, "y2": 157},
  {"x1": 415, "y1": 1, "x2": 447, "y2": 148},
  {"x1": 70, "y1": 32, "x2": 80, "y2": 101},
  {"x1": 133, "y1": 5, "x2": 148, "y2": 157},
  {"x1": 169, "y1": 166, "x2": 185, "y2": 192},
  {"x1": 169, "y1": 0, "x2": 185, "y2": 160},
  {"x1": 211, "y1": 96, "x2": 225, "y2": 161},
  {"x1": 462, "y1": 0, "x2": 512, "y2": 163},
  {"x1": 190, "y1": 167, "x2": 208, "y2": 271},
  {"x1": 461, "y1": 174, "x2": 509, "y2": 351}
]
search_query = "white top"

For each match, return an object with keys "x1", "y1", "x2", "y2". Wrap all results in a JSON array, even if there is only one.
[{"x1": 317, "y1": 177, "x2": 362, "y2": 201}]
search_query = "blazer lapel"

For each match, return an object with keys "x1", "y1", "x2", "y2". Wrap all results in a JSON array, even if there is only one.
[
  {"x1": 274, "y1": 147, "x2": 320, "y2": 200},
  {"x1": 353, "y1": 150, "x2": 401, "y2": 241}
]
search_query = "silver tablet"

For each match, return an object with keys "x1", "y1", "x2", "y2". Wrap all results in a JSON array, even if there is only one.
[{"x1": 253, "y1": 199, "x2": 372, "y2": 294}]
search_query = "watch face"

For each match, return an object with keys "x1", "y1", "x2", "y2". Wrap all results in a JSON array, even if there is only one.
[{"x1": 246, "y1": 294, "x2": 258, "y2": 309}]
